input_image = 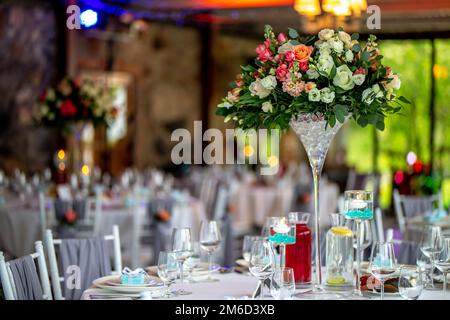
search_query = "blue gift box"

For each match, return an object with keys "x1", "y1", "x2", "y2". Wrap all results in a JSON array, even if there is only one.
[{"x1": 120, "y1": 268, "x2": 146, "y2": 285}]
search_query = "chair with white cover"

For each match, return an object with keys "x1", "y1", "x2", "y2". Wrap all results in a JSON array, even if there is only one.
[
  {"x1": 45, "y1": 225, "x2": 122, "y2": 300},
  {"x1": 393, "y1": 189, "x2": 443, "y2": 234},
  {"x1": 0, "y1": 241, "x2": 52, "y2": 300}
]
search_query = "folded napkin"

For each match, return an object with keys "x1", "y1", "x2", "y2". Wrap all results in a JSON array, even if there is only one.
[{"x1": 423, "y1": 209, "x2": 447, "y2": 223}]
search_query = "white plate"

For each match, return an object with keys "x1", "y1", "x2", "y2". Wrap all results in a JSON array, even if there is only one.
[
  {"x1": 146, "y1": 262, "x2": 220, "y2": 278},
  {"x1": 93, "y1": 275, "x2": 165, "y2": 294}
]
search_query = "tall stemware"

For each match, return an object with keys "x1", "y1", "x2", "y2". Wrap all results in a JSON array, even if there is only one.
[
  {"x1": 249, "y1": 239, "x2": 275, "y2": 299},
  {"x1": 369, "y1": 242, "x2": 397, "y2": 300},
  {"x1": 420, "y1": 225, "x2": 442, "y2": 289},
  {"x1": 290, "y1": 113, "x2": 347, "y2": 289},
  {"x1": 435, "y1": 236, "x2": 450, "y2": 292},
  {"x1": 199, "y1": 220, "x2": 221, "y2": 282},
  {"x1": 171, "y1": 227, "x2": 194, "y2": 295},
  {"x1": 344, "y1": 190, "x2": 373, "y2": 296}
]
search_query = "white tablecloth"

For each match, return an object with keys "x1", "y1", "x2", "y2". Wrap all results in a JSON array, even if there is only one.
[{"x1": 82, "y1": 272, "x2": 450, "y2": 300}]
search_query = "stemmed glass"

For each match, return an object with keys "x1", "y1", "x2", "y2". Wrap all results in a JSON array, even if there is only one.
[
  {"x1": 157, "y1": 251, "x2": 178, "y2": 298},
  {"x1": 368, "y1": 242, "x2": 397, "y2": 300},
  {"x1": 171, "y1": 227, "x2": 194, "y2": 295},
  {"x1": 344, "y1": 190, "x2": 373, "y2": 296},
  {"x1": 249, "y1": 239, "x2": 275, "y2": 299},
  {"x1": 416, "y1": 247, "x2": 433, "y2": 289},
  {"x1": 436, "y1": 236, "x2": 450, "y2": 292},
  {"x1": 199, "y1": 220, "x2": 221, "y2": 282},
  {"x1": 398, "y1": 266, "x2": 423, "y2": 300},
  {"x1": 420, "y1": 225, "x2": 442, "y2": 289},
  {"x1": 270, "y1": 267, "x2": 296, "y2": 300},
  {"x1": 351, "y1": 220, "x2": 373, "y2": 262},
  {"x1": 243, "y1": 236, "x2": 263, "y2": 263}
]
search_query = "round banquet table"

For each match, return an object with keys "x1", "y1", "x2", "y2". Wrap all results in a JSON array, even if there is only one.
[{"x1": 82, "y1": 272, "x2": 450, "y2": 300}]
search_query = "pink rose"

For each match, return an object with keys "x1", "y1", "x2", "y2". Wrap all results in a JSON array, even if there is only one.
[
  {"x1": 285, "y1": 51, "x2": 295, "y2": 62},
  {"x1": 276, "y1": 63, "x2": 289, "y2": 81},
  {"x1": 264, "y1": 39, "x2": 271, "y2": 48},
  {"x1": 258, "y1": 48, "x2": 272, "y2": 62},
  {"x1": 277, "y1": 33, "x2": 287, "y2": 44},
  {"x1": 354, "y1": 67, "x2": 366, "y2": 75},
  {"x1": 256, "y1": 44, "x2": 266, "y2": 54},
  {"x1": 299, "y1": 61, "x2": 309, "y2": 72}
]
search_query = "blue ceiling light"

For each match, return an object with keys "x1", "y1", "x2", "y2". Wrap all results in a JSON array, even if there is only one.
[{"x1": 80, "y1": 9, "x2": 99, "y2": 28}]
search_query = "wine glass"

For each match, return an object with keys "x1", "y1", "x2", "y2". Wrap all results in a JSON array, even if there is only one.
[
  {"x1": 270, "y1": 267, "x2": 296, "y2": 300},
  {"x1": 436, "y1": 236, "x2": 450, "y2": 292},
  {"x1": 420, "y1": 225, "x2": 442, "y2": 289},
  {"x1": 398, "y1": 266, "x2": 423, "y2": 300},
  {"x1": 243, "y1": 236, "x2": 264, "y2": 263},
  {"x1": 416, "y1": 246, "x2": 434, "y2": 289},
  {"x1": 199, "y1": 220, "x2": 221, "y2": 282},
  {"x1": 369, "y1": 242, "x2": 397, "y2": 300},
  {"x1": 171, "y1": 227, "x2": 194, "y2": 295},
  {"x1": 185, "y1": 242, "x2": 201, "y2": 283},
  {"x1": 157, "y1": 251, "x2": 178, "y2": 298},
  {"x1": 351, "y1": 220, "x2": 373, "y2": 261},
  {"x1": 249, "y1": 239, "x2": 275, "y2": 299}
]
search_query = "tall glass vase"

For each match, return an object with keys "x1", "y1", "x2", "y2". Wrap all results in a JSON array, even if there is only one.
[{"x1": 290, "y1": 113, "x2": 348, "y2": 291}]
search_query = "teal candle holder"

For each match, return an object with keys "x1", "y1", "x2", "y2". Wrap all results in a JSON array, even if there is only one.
[{"x1": 345, "y1": 209, "x2": 373, "y2": 220}]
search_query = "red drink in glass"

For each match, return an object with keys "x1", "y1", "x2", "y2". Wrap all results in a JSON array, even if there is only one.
[{"x1": 285, "y1": 219, "x2": 311, "y2": 285}]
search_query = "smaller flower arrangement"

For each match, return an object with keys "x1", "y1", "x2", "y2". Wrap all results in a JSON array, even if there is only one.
[
  {"x1": 217, "y1": 25, "x2": 410, "y2": 131},
  {"x1": 36, "y1": 77, "x2": 118, "y2": 131}
]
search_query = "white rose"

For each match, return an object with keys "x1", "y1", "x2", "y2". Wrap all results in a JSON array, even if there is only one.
[
  {"x1": 46, "y1": 89, "x2": 55, "y2": 101},
  {"x1": 306, "y1": 69, "x2": 320, "y2": 79},
  {"x1": 372, "y1": 84, "x2": 384, "y2": 98},
  {"x1": 389, "y1": 74, "x2": 401, "y2": 90},
  {"x1": 318, "y1": 28, "x2": 335, "y2": 41},
  {"x1": 278, "y1": 41, "x2": 295, "y2": 54},
  {"x1": 260, "y1": 75, "x2": 277, "y2": 90},
  {"x1": 352, "y1": 74, "x2": 365, "y2": 86},
  {"x1": 333, "y1": 65, "x2": 355, "y2": 91},
  {"x1": 320, "y1": 87, "x2": 335, "y2": 104},
  {"x1": 39, "y1": 104, "x2": 49, "y2": 116},
  {"x1": 317, "y1": 54, "x2": 335, "y2": 77},
  {"x1": 362, "y1": 88, "x2": 374, "y2": 105},
  {"x1": 338, "y1": 31, "x2": 352, "y2": 48},
  {"x1": 249, "y1": 79, "x2": 271, "y2": 99},
  {"x1": 345, "y1": 50, "x2": 354, "y2": 62},
  {"x1": 262, "y1": 101, "x2": 273, "y2": 113},
  {"x1": 315, "y1": 40, "x2": 331, "y2": 55},
  {"x1": 308, "y1": 88, "x2": 321, "y2": 102},
  {"x1": 329, "y1": 38, "x2": 344, "y2": 54}
]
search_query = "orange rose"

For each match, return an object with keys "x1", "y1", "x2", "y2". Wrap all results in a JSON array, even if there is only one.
[{"x1": 292, "y1": 45, "x2": 313, "y2": 63}]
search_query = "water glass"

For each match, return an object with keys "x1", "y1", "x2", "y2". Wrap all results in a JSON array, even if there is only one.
[
  {"x1": 420, "y1": 225, "x2": 443, "y2": 289},
  {"x1": 416, "y1": 247, "x2": 433, "y2": 289},
  {"x1": 242, "y1": 235, "x2": 263, "y2": 263},
  {"x1": 249, "y1": 239, "x2": 275, "y2": 299},
  {"x1": 157, "y1": 251, "x2": 178, "y2": 298},
  {"x1": 436, "y1": 236, "x2": 450, "y2": 292},
  {"x1": 369, "y1": 242, "x2": 397, "y2": 300},
  {"x1": 171, "y1": 227, "x2": 194, "y2": 295},
  {"x1": 270, "y1": 267, "x2": 295, "y2": 300},
  {"x1": 399, "y1": 266, "x2": 423, "y2": 300},
  {"x1": 199, "y1": 220, "x2": 221, "y2": 282}
]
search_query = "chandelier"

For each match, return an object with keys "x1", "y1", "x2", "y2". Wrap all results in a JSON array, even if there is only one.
[{"x1": 294, "y1": 0, "x2": 367, "y2": 17}]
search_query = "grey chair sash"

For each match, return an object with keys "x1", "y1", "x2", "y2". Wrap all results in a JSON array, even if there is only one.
[
  {"x1": 8, "y1": 255, "x2": 44, "y2": 300},
  {"x1": 59, "y1": 238, "x2": 111, "y2": 300},
  {"x1": 149, "y1": 198, "x2": 175, "y2": 264},
  {"x1": 401, "y1": 196, "x2": 434, "y2": 218},
  {"x1": 396, "y1": 240, "x2": 419, "y2": 265}
]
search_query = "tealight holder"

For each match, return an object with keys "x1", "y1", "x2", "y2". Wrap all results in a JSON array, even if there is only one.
[
  {"x1": 343, "y1": 190, "x2": 374, "y2": 296},
  {"x1": 267, "y1": 217, "x2": 296, "y2": 268}
]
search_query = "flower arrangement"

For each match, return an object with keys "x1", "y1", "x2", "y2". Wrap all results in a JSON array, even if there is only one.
[
  {"x1": 216, "y1": 25, "x2": 410, "y2": 131},
  {"x1": 36, "y1": 77, "x2": 118, "y2": 130}
]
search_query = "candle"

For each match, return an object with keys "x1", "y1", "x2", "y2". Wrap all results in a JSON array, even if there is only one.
[
  {"x1": 273, "y1": 217, "x2": 290, "y2": 234},
  {"x1": 349, "y1": 199, "x2": 367, "y2": 210}
]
